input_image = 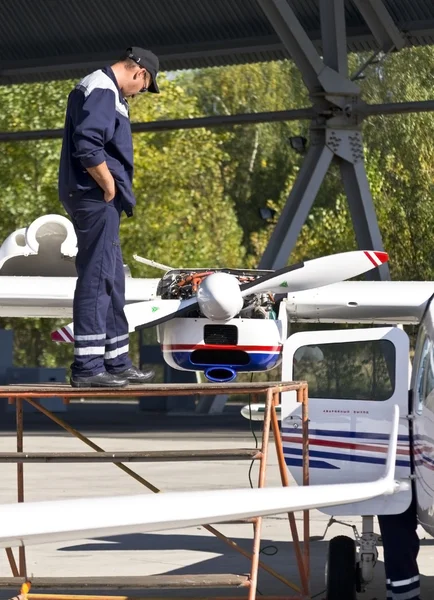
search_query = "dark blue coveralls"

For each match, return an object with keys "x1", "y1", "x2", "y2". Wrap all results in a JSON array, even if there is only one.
[
  {"x1": 378, "y1": 498, "x2": 420, "y2": 600},
  {"x1": 58, "y1": 67, "x2": 134, "y2": 377}
]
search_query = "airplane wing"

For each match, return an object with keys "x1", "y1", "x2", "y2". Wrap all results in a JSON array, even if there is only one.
[
  {"x1": 0, "y1": 276, "x2": 78, "y2": 318},
  {"x1": 0, "y1": 406, "x2": 407, "y2": 548},
  {"x1": 286, "y1": 280, "x2": 434, "y2": 324},
  {"x1": 0, "y1": 277, "x2": 160, "y2": 319},
  {"x1": 0, "y1": 214, "x2": 160, "y2": 318}
]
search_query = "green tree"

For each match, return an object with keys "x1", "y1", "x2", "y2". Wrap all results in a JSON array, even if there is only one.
[
  {"x1": 360, "y1": 46, "x2": 434, "y2": 280},
  {"x1": 294, "y1": 47, "x2": 434, "y2": 276},
  {"x1": 180, "y1": 61, "x2": 309, "y2": 266},
  {"x1": 124, "y1": 80, "x2": 244, "y2": 273}
]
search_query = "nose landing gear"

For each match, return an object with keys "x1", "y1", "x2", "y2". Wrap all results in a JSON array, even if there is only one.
[
  {"x1": 325, "y1": 516, "x2": 380, "y2": 600},
  {"x1": 326, "y1": 535, "x2": 357, "y2": 600}
]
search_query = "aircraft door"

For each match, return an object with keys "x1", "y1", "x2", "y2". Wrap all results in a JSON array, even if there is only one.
[{"x1": 282, "y1": 327, "x2": 411, "y2": 515}]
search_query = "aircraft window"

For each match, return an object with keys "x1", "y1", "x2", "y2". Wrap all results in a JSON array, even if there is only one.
[{"x1": 293, "y1": 340, "x2": 395, "y2": 401}]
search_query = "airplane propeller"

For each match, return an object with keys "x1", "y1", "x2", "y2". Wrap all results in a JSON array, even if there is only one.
[
  {"x1": 51, "y1": 250, "x2": 388, "y2": 341},
  {"x1": 132, "y1": 250, "x2": 388, "y2": 330}
]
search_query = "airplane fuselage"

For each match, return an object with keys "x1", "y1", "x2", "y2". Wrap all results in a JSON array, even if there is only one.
[
  {"x1": 282, "y1": 290, "x2": 434, "y2": 538},
  {"x1": 410, "y1": 298, "x2": 434, "y2": 536}
]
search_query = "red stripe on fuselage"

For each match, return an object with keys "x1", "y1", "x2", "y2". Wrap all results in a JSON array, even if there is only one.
[
  {"x1": 282, "y1": 435, "x2": 409, "y2": 455},
  {"x1": 163, "y1": 344, "x2": 281, "y2": 351}
]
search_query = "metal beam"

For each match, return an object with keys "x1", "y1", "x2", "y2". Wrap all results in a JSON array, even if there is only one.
[
  {"x1": 257, "y1": 0, "x2": 326, "y2": 93},
  {"x1": 0, "y1": 107, "x2": 315, "y2": 142},
  {"x1": 257, "y1": 0, "x2": 359, "y2": 99},
  {"x1": 259, "y1": 142, "x2": 334, "y2": 269},
  {"x1": 361, "y1": 100, "x2": 434, "y2": 117},
  {"x1": 1, "y1": 100, "x2": 434, "y2": 143},
  {"x1": 352, "y1": 0, "x2": 406, "y2": 51},
  {"x1": 320, "y1": 0, "x2": 348, "y2": 76},
  {"x1": 339, "y1": 159, "x2": 390, "y2": 280}
]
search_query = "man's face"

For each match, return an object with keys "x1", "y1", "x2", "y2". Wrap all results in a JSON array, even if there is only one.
[{"x1": 127, "y1": 67, "x2": 152, "y2": 97}]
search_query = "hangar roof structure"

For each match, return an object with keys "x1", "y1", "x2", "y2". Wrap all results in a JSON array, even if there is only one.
[{"x1": 1, "y1": 0, "x2": 434, "y2": 85}]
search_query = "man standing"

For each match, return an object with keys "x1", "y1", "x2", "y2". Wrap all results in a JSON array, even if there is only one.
[{"x1": 59, "y1": 47, "x2": 158, "y2": 388}]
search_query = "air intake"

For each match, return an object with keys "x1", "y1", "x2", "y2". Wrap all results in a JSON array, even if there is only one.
[
  {"x1": 204, "y1": 324, "x2": 238, "y2": 345},
  {"x1": 190, "y1": 349, "x2": 249, "y2": 366}
]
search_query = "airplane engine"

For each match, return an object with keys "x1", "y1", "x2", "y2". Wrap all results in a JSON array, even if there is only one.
[{"x1": 159, "y1": 317, "x2": 284, "y2": 382}]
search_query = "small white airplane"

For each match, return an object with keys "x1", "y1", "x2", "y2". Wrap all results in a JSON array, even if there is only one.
[{"x1": 2, "y1": 214, "x2": 434, "y2": 598}]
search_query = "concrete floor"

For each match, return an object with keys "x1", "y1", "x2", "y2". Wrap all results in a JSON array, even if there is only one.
[{"x1": 0, "y1": 401, "x2": 433, "y2": 599}]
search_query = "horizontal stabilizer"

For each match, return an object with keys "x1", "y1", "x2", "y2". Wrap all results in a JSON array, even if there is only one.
[
  {"x1": 0, "y1": 407, "x2": 403, "y2": 548},
  {"x1": 51, "y1": 323, "x2": 74, "y2": 343}
]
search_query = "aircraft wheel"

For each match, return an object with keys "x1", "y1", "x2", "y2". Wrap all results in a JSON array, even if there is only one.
[{"x1": 325, "y1": 535, "x2": 357, "y2": 600}]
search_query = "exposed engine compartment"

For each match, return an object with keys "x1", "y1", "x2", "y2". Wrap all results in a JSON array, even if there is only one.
[{"x1": 158, "y1": 268, "x2": 278, "y2": 319}]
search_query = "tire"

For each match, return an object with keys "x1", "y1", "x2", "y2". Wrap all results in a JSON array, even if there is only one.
[{"x1": 325, "y1": 535, "x2": 357, "y2": 600}]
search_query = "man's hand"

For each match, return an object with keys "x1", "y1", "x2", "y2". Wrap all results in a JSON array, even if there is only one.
[
  {"x1": 103, "y1": 179, "x2": 116, "y2": 202},
  {"x1": 86, "y1": 163, "x2": 116, "y2": 202}
]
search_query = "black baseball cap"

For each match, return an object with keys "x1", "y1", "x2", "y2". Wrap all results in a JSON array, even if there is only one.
[{"x1": 125, "y1": 46, "x2": 160, "y2": 93}]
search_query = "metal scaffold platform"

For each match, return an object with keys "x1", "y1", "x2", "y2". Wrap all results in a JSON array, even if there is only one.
[{"x1": 0, "y1": 381, "x2": 311, "y2": 600}]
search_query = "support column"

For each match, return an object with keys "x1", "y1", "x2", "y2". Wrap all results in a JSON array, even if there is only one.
[
  {"x1": 259, "y1": 141, "x2": 334, "y2": 269},
  {"x1": 257, "y1": 0, "x2": 398, "y2": 276},
  {"x1": 352, "y1": 0, "x2": 406, "y2": 51},
  {"x1": 257, "y1": 0, "x2": 325, "y2": 93},
  {"x1": 320, "y1": 0, "x2": 348, "y2": 76}
]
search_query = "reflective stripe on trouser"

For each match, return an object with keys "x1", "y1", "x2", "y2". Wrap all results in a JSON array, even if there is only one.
[
  {"x1": 378, "y1": 498, "x2": 420, "y2": 600},
  {"x1": 386, "y1": 576, "x2": 420, "y2": 600},
  {"x1": 64, "y1": 193, "x2": 132, "y2": 377}
]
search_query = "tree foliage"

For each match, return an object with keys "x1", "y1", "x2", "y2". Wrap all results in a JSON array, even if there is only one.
[
  {"x1": 182, "y1": 48, "x2": 434, "y2": 277},
  {"x1": 180, "y1": 61, "x2": 309, "y2": 266},
  {"x1": 359, "y1": 47, "x2": 434, "y2": 279}
]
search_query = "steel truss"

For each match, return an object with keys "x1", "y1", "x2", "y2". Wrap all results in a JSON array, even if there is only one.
[{"x1": 256, "y1": 0, "x2": 411, "y2": 278}]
